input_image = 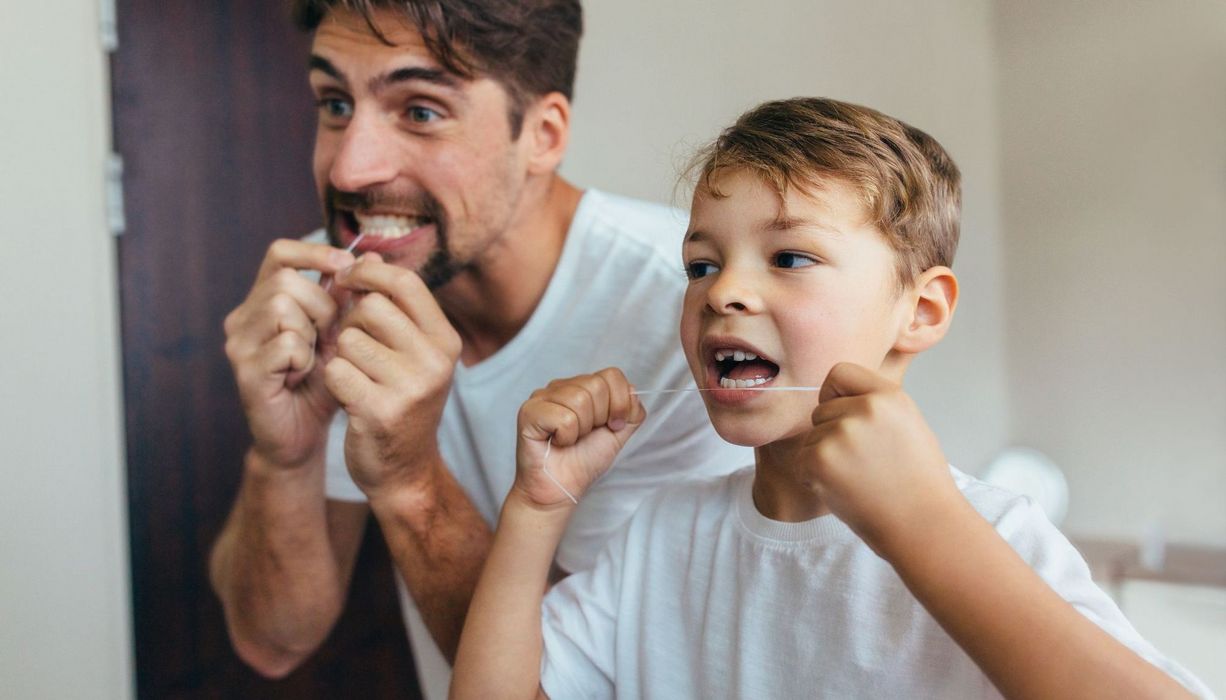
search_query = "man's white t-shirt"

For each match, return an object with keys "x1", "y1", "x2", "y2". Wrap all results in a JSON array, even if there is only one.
[
  {"x1": 540, "y1": 466, "x2": 1215, "y2": 699},
  {"x1": 322, "y1": 189, "x2": 753, "y2": 700}
]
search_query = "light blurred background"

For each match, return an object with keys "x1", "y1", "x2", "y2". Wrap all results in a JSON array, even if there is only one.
[{"x1": 2, "y1": 0, "x2": 1223, "y2": 697}]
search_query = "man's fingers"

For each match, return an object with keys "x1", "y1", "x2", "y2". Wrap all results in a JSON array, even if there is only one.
[
  {"x1": 333, "y1": 326, "x2": 404, "y2": 387},
  {"x1": 334, "y1": 257, "x2": 455, "y2": 342},
  {"x1": 341, "y1": 291, "x2": 424, "y2": 352},
  {"x1": 322, "y1": 356, "x2": 375, "y2": 412},
  {"x1": 256, "y1": 238, "x2": 355, "y2": 283}
]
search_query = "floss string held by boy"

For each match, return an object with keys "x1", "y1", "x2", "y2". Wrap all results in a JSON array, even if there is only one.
[{"x1": 541, "y1": 386, "x2": 823, "y2": 504}]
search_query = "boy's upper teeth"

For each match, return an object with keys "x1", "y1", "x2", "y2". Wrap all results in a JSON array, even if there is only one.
[
  {"x1": 354, "y1": 213, "x2": 428, "y2": 239},
  {"x1": 714, "y1": 349, "x2": 758, "y2": 362}
]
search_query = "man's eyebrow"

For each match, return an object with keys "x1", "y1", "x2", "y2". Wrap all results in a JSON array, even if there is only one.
[
  {"x1": 374, "y1": 65, "x2": 461, "y2": 92},
  {"x1": 309, "y1": 55, "x2": 461, "y2": 94},
  {"x1": 309, "y1": 54, "x2": 345, "y2": 84}
]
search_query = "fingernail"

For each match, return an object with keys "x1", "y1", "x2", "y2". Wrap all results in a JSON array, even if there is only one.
[
  {"x1": 330, "y1": 250, "x2": 354, "y2": 268},
  {"x1": 608, "y1": 418, "x2": 626, "y2": 432}
]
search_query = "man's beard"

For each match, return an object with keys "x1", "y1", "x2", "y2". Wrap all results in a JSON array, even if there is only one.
[{"x1": 324, "y1": 185, "x2": 467, "y2": 290}]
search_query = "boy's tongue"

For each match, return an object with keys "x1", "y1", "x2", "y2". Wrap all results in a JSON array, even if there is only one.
[{"x1": 726, "y1": 359, "x2": 778, "y2": 381}]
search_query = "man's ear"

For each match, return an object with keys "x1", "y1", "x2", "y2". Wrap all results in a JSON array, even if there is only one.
[
  {"x1": 522, "y1": 92, "x2": 571, "y2": 175},
  {"x1": 893, "y1": 266, "x2": 958, "y2": 354}
]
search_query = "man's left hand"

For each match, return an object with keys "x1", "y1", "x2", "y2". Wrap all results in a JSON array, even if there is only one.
[{"x1": 323, "y1": 254, "x2": 462, "y2": 499}]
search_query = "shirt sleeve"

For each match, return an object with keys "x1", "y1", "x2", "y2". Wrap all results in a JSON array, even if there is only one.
[
  {"x1": 540, "y1": 514, "x2": 634, "y2": 700},
  {"x1": 323, "y1": 413, "x2": 367, "y2": 503},
  {"x1": 993, "y1": 495, "x2": 1216, "y2": 699}
]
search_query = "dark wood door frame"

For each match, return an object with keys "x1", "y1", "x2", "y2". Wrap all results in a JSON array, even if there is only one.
[{"x1": 112, "y1": 2, "x2": 420, "y2": 696}]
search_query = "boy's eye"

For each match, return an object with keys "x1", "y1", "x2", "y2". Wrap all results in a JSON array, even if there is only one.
[
  {"x1": 774, "y1": 252, "x2": 817, "y2": 269},
  {"x1": 685, "y1": 261, "x2": 719, "y2": 280},
  {"x1": 407, "y1": 105, "x2": 441, "y2": 123}
]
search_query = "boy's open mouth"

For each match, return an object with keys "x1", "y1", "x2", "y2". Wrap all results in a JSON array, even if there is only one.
[{"x1": 712, "y1": 347, "x2": 780, "y2": 389}]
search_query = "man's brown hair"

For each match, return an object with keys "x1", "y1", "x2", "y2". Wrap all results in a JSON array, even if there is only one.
[
  {"x1": 292, "y1": 0, "x2": 583, "y2": 137},
  {"x1": 691, "y1": 97, "x2": 962, "y2": 286}
]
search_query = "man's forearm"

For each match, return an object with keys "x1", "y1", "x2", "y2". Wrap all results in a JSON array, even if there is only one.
[
  {"x1": 367, "y1": 451, "x2": 494, "y2": 664},
  {"x1": 209, "y1": 449, "x2": 348, "y2": 677}
]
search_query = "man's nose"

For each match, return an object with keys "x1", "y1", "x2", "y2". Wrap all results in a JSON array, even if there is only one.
[
  {"x1": 329, "y1": 110, "x2": 398, "y2": 192},
  {"x1": 705, "y1": 268, "x2": 764, "y2": 315}
]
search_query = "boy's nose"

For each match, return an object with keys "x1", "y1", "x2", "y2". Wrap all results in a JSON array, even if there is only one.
[
  {"x1": 328, "y1": 111, "x2": 399, "y2": 193},
  {"x1": 705, "y1": 270, "x2": 763, "y2": 315}
]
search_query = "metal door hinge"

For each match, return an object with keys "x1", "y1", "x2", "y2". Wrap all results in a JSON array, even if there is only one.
[
  {"x1": 106, "y1": 153, "x2": 126, "y2": 237},
  {"x1": 100, "y1": 0, "x2": 118, "y2": 52}
]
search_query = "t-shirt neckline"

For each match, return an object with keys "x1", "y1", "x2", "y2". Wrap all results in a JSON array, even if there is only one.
[
  {"x1": 734, "y1": 468, "x2": 850, "y2": 544},
  {"x1": 453, "y1": 189, "x2": 601, "y2": 386}
]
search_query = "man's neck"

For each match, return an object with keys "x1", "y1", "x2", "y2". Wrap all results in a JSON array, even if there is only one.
[{"x1": 437, "y1": 175, "x2": 584, "y2": 366}]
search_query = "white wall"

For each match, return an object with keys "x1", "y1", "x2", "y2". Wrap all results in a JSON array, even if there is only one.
[
  {"x1": 997, "y1": 0, "x2": 1226, "y2": 547},
  {"x1": 0, "y1": 1, "x2": 133, "y2": 698},
  {"x1": 563, "y1": 0, "x2": 1012, "y2": 473}
]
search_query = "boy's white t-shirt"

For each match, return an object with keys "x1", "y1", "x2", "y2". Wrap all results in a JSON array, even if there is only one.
[
  {"x1": 321, "y1": 189, "x2": 753, "y2": 700},
  {"x1": 540, "y1": 466, "x2": 1216, "y2": 700}
]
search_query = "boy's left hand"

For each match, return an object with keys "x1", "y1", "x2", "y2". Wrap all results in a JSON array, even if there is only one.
[{"x1": 801, "y1": 362, "x2": 962, "y2": 556}]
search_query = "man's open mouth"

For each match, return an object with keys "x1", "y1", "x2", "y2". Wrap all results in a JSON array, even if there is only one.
[
  {"x1": 351, "y1": 212, "x2": 435, "y2": 240},
  {"x1": 712, "y1": 347, "x2": 781, "y2": 389}
]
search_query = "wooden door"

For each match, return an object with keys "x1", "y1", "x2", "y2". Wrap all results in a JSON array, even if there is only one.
[{"x1": 111, "y1": 1, "x2": 420, "y2": 697}]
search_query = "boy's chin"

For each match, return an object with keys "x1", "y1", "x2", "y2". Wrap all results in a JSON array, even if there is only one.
[{"x1": 709, "y1": 417, "x2": 806, "y2": 449}]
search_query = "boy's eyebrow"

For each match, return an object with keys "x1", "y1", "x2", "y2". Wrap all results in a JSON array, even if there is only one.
[
  {"x1": 767, "y1": 215, "x2": 843, "y2": 236},
  {"x1": 683, "y1": 229, "x2": 708, "y2": 244},
  {"x1": 309, "y1": 54, "x2": 462, "y2": 94}
]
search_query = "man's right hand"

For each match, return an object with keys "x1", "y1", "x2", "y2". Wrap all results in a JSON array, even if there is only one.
[{"x1": 223, "y1": 238, "x2": 356, "y2": 469}]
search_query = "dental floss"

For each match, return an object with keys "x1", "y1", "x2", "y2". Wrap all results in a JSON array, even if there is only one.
[
  {"x1": 312, "y1": 233, "x2": 367, "y2": 365},
  {"x1": 541, "y1": 386, "x2": 823, "y2": 505}
]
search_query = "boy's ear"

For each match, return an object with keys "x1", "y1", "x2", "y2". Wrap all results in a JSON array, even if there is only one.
[
  {"x1": 893, "y1": 266, "x2": 958, "y2": 354},
  {"x1": 523, "y1": 92, "x2": 571, "y2": 175}
]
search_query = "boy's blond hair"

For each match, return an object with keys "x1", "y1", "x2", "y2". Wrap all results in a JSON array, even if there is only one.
[{"x1": 691, "y1": 97, "x2": 961, "y2": 286}]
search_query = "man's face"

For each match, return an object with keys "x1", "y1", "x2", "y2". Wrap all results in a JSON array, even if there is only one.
[
  {"x1": 679, "y1": 169, "x2": 911, "y2": 447},
  {"x1": 308, "y1": 9, "x2": 529, "y2": 288}
]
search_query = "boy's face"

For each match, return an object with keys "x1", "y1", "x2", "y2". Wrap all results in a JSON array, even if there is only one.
[{"x1": 680, "y1": 169, "x2": 913, "y2": 447}]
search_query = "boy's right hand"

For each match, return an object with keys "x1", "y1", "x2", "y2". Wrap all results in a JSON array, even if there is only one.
[
  {"x1": 514, "y1": 368, "x2": 646, "y2": 509},
  {"x1": 223, "y1": 239, "x2": 356, "y2": 470}
]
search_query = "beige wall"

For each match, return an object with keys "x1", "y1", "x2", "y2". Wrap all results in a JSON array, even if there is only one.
[
  {"x1": 0, "y1": 1, "x2": 133, "y2": 698},
  {"x1": 563, "y1": 0, "x2": 1012, "y2": 473},
  {"x1": 997, "y1": 0, "x2": 1226, "y2": 547}
]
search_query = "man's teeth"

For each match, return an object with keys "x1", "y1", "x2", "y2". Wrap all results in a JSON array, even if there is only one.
[
  {"x1": 714, "y1": 350, "x2": 758, "y2": 361},
  {"x1": 354, "y1": 214, "x2": 428, "y2": 239},
  {"x1": 719, "y1": 376, "x2": 771, "y2": 389}
]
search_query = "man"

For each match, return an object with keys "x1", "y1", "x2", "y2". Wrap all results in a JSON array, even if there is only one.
[{"x1": 208, "y1": 1, "x2": 749, "y2": 697}]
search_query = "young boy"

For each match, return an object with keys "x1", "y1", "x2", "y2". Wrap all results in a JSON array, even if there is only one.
[{"x1": 450, "y1": 98, "x2": 1212, "y2": 699}]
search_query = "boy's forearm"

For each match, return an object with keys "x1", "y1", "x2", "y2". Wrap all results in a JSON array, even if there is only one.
[
  {"x1": 880, "y1": 498, "x2": 1192, "y2": 700},
  {"x1": 209, "y1": 449, "x2": 346, "y2": 676},
  {"x1": 451, "y1": 492, "x2": 572, "y2": 700}
]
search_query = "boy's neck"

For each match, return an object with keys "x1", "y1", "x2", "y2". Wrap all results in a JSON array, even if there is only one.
[{"x1": 751, "y1": 436, "x2": 833, "y2": 522}]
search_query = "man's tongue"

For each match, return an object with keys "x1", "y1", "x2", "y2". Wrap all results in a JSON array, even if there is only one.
[{"x1": 726, "y1": 359, "x2": 778, "y2": 381}]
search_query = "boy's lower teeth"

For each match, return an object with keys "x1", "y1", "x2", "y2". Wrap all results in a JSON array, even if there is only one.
[{"x1": 719, "y1": 376, "x2": 770, "y2": 389}]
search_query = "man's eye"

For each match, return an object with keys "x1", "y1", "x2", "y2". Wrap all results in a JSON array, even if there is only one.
[
  {"x1": 316, "y1": 98, "x2": 353, "y2": 120},
  {"x1": 685, "y1": 261, "x2": 719, "y2": 280},
  {"x1": 407, "y1": 105, "x2": 440, "y2": 123},
  {"x1": 774, "y1": 252, "x2": 817, "y2": 269}
]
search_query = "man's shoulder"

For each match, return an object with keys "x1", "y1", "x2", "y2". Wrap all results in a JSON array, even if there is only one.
[{"x1": 575, "y1": 189, "x2": 688, "y2": 261}]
